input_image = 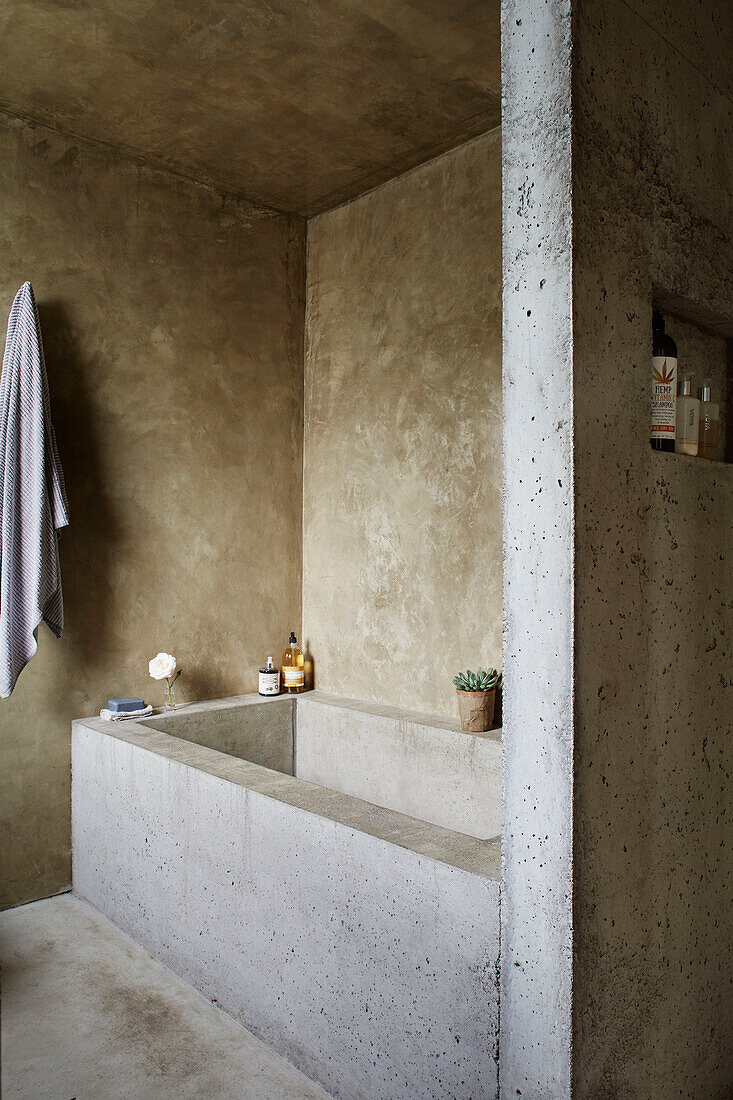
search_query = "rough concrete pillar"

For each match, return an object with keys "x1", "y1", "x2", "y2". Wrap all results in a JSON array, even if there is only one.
[
  {"x1": 501, "y1": 0, "x2": 733, "y2": 1096},
  {"x1": 500, "y1": 0, "x2": 574, "y2": 1095}
]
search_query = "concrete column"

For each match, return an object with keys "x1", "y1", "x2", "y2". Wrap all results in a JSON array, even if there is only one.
[
  {"x1": 500, "y1": 0, "x2": 574, "y2": 1095},
  {"x1": 501, "y1": 0, "x2": 733, "y2": 1096}
]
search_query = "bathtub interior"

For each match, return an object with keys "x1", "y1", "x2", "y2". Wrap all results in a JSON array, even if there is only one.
[
  {"x1": 138, "y1": 692, "x2": 501, "y2": 841},
  {"x1": 141, "y1": 696, "x2": 295, "y2": 774}
]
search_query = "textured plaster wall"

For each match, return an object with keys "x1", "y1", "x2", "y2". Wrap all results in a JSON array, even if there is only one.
[
  {"x1": 303, "y1": 131, "x2": 502, "y2": 718},
  {"x1": 572, "y1": 0, "x2": 733, "y2": 1094},
  {"x1": 0, "y1": 115, "x2": 304, "y2": 909},
  {"x1": 0, "y1": 2, "x2": 500, "y2": 217}
]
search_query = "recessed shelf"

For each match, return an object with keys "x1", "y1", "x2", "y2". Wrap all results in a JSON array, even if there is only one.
[
  {"x1": 652, "y1": 449, "x2": 732, "y2": 473},
  {"x1": 652, "y1": 287, "x2": 733, "y2": 341},
  {"x1": 651, "y1": 290, "x2": 732, "y2": 464}
]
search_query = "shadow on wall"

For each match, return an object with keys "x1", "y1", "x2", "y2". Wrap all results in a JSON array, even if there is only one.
[
  {"x1": 39, "y1": 300, "x2": 234, "y2": 710},
  {"x1": 721, "y1": 345, "x2": 726, "y2": 462},
  {"x1": 304, "y1": 638, "x2": 315, "y2": 691},
  {"x1": 494, "y1": 686, "x2": 502, "y2": 729},
  {"x1": 0, "y1": 299, "x2": 117, "y2": 907},
  {"x1": 184, "y1": 668, "x2": 225, "y2": 705},
  {"x1": 38, "y1": 300, "x2": 116, "y2": 683},
  {"x1": 41, "y1": 290, "x2": 294, "y2": 712}
]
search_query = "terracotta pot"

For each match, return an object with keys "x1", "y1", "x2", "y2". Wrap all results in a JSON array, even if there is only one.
[{"x1": 456, "y1": 688, "x2": 496, "y2": 733}]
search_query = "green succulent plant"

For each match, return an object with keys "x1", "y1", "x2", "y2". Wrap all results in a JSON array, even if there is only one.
[{"x1": 453, "y1": 667, "x2": 501, "y2": 693}]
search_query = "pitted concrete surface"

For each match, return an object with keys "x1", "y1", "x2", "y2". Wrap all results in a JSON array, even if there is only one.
[
  {"x1": 297, "y1": 692, "x2": 501, "y2": 839},
  {"x1": 0, "y1": 894, "x2": 330, "y2": 1100},
  {"x1": 79, "y1": 695, "x2": 500, "y2": 877},
  {"x1": 143, "y1": 694, "x2": 296, "y2": 774},
  {"x1": 72, "y1": 711, "x2": 500, "y2": 1100},
  {"x1": 499, "y1": 0, "x2": 574, "y2": 1095},
  {"x1": 572, "y1": 0, "x2": 733, "y2": 1094},
  {"x1": 500, "y1": 0, "x2": 733, "y2": 1096}
]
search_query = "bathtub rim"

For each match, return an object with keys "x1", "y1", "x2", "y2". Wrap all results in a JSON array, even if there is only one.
[{"x1": 73, "y1": 693, "x2": 500, "y2": 882}]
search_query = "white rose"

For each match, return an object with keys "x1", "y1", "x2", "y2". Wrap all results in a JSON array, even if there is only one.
[{"x1": 149, "y1": 652, "x2": 177, "y2": 680}]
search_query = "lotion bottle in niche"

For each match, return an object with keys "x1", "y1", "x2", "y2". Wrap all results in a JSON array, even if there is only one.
[
  {"x1": 282, "y1": 632, "x2": 305, "y2": 694},
  {"x1": 651, "y1": 311, "x2": 677, "y2": 452},
  {"x1": 675, "y1": 377, "x2": 700, "y2": 455},
  {"x1": 698, "y1": 381, "x2": 720, "y2": 460}
]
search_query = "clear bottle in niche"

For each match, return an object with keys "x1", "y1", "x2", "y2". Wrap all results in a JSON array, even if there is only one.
[
  {"x1": 698, "y1": 381, "x2": 720, "y2": 461},
  {"x1": 675, "y1": 377, "x2": 700, "y2": 456},
  {"x1": 281, "y1": 632, "x2": 305, "y2": 694}
]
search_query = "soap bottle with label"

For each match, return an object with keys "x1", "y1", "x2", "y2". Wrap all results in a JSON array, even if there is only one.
[
  {"x1": 258, "y1": 656, "x2": 280, "y2": 696},
  {"x1": 281, "y1": 632, "x2": 305, "y2": 694},
  {"x1": 651, "y1": 311, "x2": 677, "y2": 452},
  {"x1": 675, "y1": 377, "x2": 700, "y2": 455},
  {"x1": 698, "y1": 381, "x2": 720, "y2": 461}
]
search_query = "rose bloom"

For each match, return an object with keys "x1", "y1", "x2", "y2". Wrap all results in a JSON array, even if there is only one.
[{"x1": 149, "y1": 652, "x2": 177, "y2": 680}]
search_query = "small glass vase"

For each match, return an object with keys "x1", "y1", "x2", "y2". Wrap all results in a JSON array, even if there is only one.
[{"x1": 163, "y1": 678, "x2": 176, "y2": 711}]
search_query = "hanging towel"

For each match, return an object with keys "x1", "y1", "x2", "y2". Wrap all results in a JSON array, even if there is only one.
[{"x1": 0, "y1": 283, "x2": 69, "y2": 697}]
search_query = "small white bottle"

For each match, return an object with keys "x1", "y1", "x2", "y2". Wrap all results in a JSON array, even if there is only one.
[
  {"x1": 698, "y1": 381, "x2": 720, "y2": 461},
  {"x1": 258, "y1": 656, "x2": 280, "y2": 696},
  {"x1": 675, "y1": 378, "x2": 700, "y2": 455}
]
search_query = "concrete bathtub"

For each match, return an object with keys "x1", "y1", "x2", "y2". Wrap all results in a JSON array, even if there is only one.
[{"x1": 72, "y1": 692, "x2": 501, "y2": 1100}]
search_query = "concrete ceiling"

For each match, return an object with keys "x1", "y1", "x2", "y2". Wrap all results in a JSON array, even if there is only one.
[{"x1": 0, "y1": 1, "x2": 500, "y2": 217}]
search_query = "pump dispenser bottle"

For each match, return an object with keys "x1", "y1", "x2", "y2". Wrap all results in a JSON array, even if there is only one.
[{"x1": 282, "y1": 633, "x2": 305, "y2": 694}]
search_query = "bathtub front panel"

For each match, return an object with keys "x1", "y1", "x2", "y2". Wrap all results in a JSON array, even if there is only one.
[{"x1": 72, "y1": 717, "x2": 500, "y2": 1100}]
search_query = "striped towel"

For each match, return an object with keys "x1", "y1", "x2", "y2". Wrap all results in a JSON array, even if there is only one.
[{"x1": 0, "y1": 283, "x2": 69, "y2": 697}]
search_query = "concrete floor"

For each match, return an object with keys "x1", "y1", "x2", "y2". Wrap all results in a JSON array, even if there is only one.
[{"x1": 0, "y1": 894, "x2": 330, "y2": 1100}]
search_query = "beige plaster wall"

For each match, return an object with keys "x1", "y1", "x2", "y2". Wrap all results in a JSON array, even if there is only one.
[
  {"x1": 303, "y1": 131, "x2": 502, "y2": 718},
  {"x1": 0, "y1": 115, "x2": 304, "y2": 909}
]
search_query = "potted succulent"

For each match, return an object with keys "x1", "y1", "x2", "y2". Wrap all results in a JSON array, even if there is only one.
[{"x1": 453, "y1": 667, "x2": 501, "y2": 733}]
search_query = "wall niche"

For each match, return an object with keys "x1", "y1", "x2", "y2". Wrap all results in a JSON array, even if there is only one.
[{"x1": 653, "y1": 289, "x2": 733, "y2": 464}]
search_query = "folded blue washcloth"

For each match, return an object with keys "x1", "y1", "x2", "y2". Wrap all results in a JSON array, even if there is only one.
[{"x1": 107, "y1": 697, "x2": 145, "y2": 713}]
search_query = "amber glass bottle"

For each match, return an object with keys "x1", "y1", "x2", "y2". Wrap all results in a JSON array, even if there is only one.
[{"x1": 281, "y1": 632, "x2": 305, "y2": 693}]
